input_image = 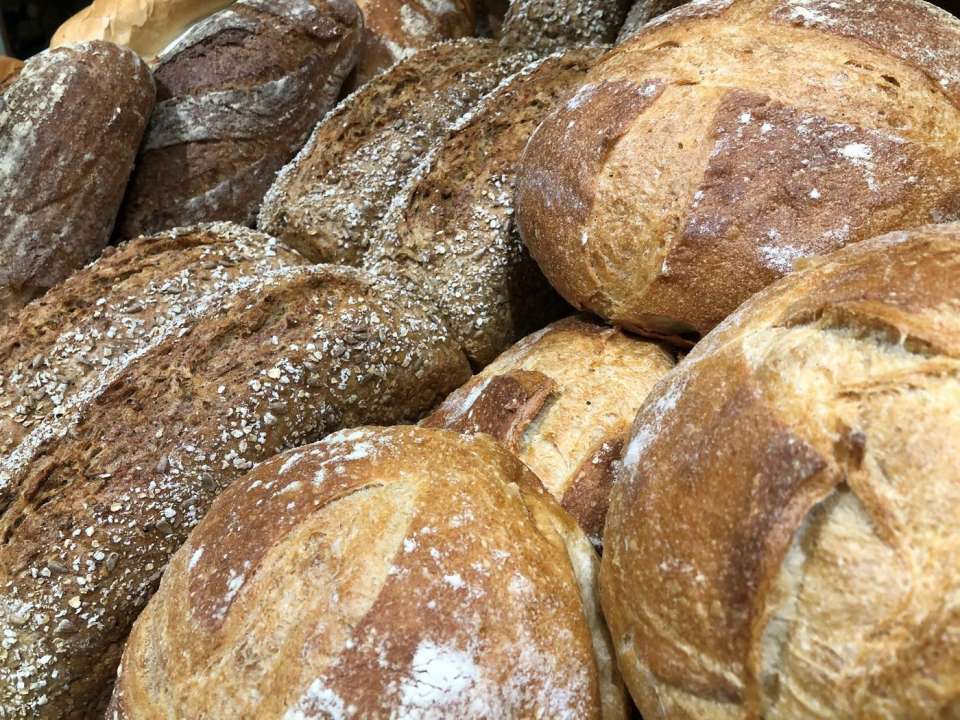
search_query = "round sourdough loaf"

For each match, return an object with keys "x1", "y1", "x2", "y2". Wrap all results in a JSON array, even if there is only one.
[
  {"x1": 115, "y1": 0, "x2": 361, "y2": 239},
  {"x1": 108, "y1": 426, "x2": 628, "y2": 719},
  {"x1": 0, "y1": 41, "x2": 155, "y2": 322},
  {"x1": 424, "y1": 316, "x2": 673, "y2": 546},
  {"x1": 601, "y1": 223, "x2": 960, "y2": 719},
  {"x1": 516, "y1": 0, "x2": 960, "y2": 344},
  {"x1": 0, "y1": 262, "x2": 469, "y2": 717}
]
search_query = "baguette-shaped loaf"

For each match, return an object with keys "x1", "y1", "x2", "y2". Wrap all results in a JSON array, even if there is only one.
[
  {"x1": 517, "y1": 0, "x2": 960, "y2": 343},
  {"x1": 499, "y1": 0, "x2": 628, "y2": 52},
  {"x1": 259, "y1": 39, "x2": 537, "y2": 265},
  {"x1": 366, "y1": 49, "x2": 601, "y2": 367},
  {"x1": 0, "y1": 42, "x2": 155, "y2": 322},
  {"x1": 109, "y1": 427, "x2": 627, "y2": 719},
  {"x1": 424, "y1": 316, "x2": 673, "y2": 545},
  {"x1": 0, "y1": 56, "x2": 22, "y2": 92},
  {"x1": 602, "y1": 223, "x2": 960, "y2": 719},
  {"x1": 115, "y1": 0, "x2": 361, "y2": 239},
  {"x1": 0, "y1": 267, "x2": 470, "y2": 718}
]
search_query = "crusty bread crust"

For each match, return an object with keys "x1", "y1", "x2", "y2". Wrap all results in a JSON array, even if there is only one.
[
  {"x1": 0, "y1": 56, "x2": 22, "y2": 92},
  {"x1": 109, "y1": 427, "x2": 627, "y2": 719},
  {"x1": 517, "y1": 0, "x2": 960, "y2": 343},
  {"x1": 425, "y1": 315, "x2": 674, "y2": 545},
  {"x1": 601, "y1": 223, "x2": 960, "y2": 719}
]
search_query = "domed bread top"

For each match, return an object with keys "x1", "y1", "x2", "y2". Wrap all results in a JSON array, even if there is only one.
[
  {"x1": 0, "y1": 266, "x2": 469, "y2": 718},
  {"x1": 108, "y1": 426, "x2": 628, "y2": 719},
  {"x1": 425, "y1": 315, "x2": 674, "y2": 545},
  {"x1": 516, "y1": 0, "x2": 960, "y2": 344},
  {"x1": 601, "y1": 223, "x2": 960, "y2": 719}
]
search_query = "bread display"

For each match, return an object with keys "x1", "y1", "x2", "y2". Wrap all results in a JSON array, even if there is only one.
[
  {"x1": 0, "y1": 41, "x2": 155, "y2": 322},
  {"x1": 108, "y1": 426, "x2": 628, "y2": 719},
  {"x1": 424, "y1": 316, "x2": 674, "y2": 545},
  {"x1": 114, "y1": 0, "x2": 362, "y2": 239},
  {"x1": 0, "y1": 56, "x2": 23, "y2": 91},
  {"x1": 51, "y1": 0, "x2": 235, "y2": 61},
  {"x1": 366, "y1": 48, "x2": 601, "y2": 367},
  {"x1": 601, "y1": 223, "x2": 960, "y2": 719},
  {"x1": 617, "y1": 0, "x2": 685, "y2": 42},
  {"x1": 499, "y1": 0, "x2": 629, "y2": 52},
  {"x1": 0, "y1": 262, "x2": 469, "y2": 717},
  {"x1": 259, "y1": 39, "x2": 536, "y2": 265},
  {"x1": 516, "y1": 0, "x2": 960, "y2": 344}
]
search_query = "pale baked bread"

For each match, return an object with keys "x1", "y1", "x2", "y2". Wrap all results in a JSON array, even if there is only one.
[
  {"x1": 0, "y1": 267, "x2": 470, "y2": 717},
  {"x1": 366, "y1": 49, "x2": 601, "y2": 367},
  {"x1": 0, "y1": 56, "x2": 22, "y2": 91},
  {"x1": 601, "y1": 222, "x2": 960, "y2": 719},
  {"x1": 50, "y1": 0, "x2": 236, "y2": 61},
  {"x1": 499, "y1": 0, "x2": 628, "y2": 52},
  {"x1": 617, "y1": 0, "x2": 685, "y2": 42},
  {"x1": 115, "y1": 0, "x2": 361, "y2": 239},
  {"x1": 516, "y1": 0, "x2": 960, "y2": 344},
  {"x1": 0, "y1": 41, "x2": 155, "y2": 322},
  {"x1": 259, "y1": 39, "x2": 536, "y2": 265},
  {"x1": 424, "y1": 315, "x2": 674, "y2": 545},
  {"x1": 108, "y1": 426, "x2": 628, "y2": 719}
]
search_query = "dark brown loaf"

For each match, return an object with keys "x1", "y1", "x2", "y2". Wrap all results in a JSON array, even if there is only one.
[
  {"x1": 365, "y1": 49, "x2": 601, "y2": 368},
  {"x1": 0, "y1": 265, "x2": 470, "y2": 718},
  {"x1": 499, "y1": 0, "x2": 628, "y2": 52},
  {"x1": 0, "y1": 41, "x2": 155, "y2": 322},
  {"x1": 259, "y1": 39, "x2": 537, "y2": 265},
  {"x1": 115, "y1": 0, "x2": 362, "y2": 239}
]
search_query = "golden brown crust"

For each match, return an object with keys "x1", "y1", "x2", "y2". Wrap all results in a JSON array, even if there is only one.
[
  {"x1": 109, "y1": 427, "x2": 628, "y2": 719},
  {"x1": 0, "y1": 56, "x2": 22, "y2": 92},
  {"x1": 516, "y1": 0, "x2": 960, "y2": 342},
  {"x1": 601, "y1": 223, "x2": 960, "y2": 719}
]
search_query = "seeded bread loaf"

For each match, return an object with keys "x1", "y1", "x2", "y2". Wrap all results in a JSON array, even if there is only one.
[
  {"x1": 115, "y1": 0, "x2": 362, "y2": 239},
  {"x1": 259, "y1": 39, "x2": 537, "y2": 265},
  {"x1": 0, "y1": 56, "x2": 22, "y2": 92},
  {"x1": 109, "y1": 426, "x2": 628, "y2": 719},
  {"x1": 0, "y1": 265, "x2": 470, "y2": 718},
  {"x1": 499, "y1": 0, "x2": 629, "y2": 52},
  {"x1": 0, "y1": 41, "x2": 155, "y2": 322},
  {"x1": 366, "y1": 48, "x2": 601, "y2": 367},
  {"x1": 424, "y1": 316, "x2": 674, "y2": 545},
  {"x1": 516, "y1": 0, "x2": 960, "y2": 344},
  {"x1": 602, "y1": 223, "x2": 960, "y2": 719},
  {"x1": 616, "y1": 0, "x2": 685, "y2": 42}
]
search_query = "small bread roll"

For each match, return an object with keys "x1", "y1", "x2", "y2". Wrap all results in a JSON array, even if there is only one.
[
  {"x1": 425, "y1": 316, "x2": 674, "y2": 545},
  {"x1": 601, "y1": 223, "x2": 960, "y2": 719},
  {"x1": 109, "y1": 426, "x2": 628, "y2": 719},
  {"x1": 516, "y1": 0, "x2": 960, "y2": 343}
]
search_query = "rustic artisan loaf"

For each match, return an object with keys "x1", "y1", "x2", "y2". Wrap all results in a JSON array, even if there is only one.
[
  {"x1": 0, "y1": 267, "x2": 469, "y2": 718},
  {"x1": 51, "y1": 0, "x2": 235, "y2": 60},
  {"x1": 499, "y1": 0, "x2": 628, "y2": 52},
  {"x1": 602, "y1": 222, "x2": 960, "y2": 719},
  {"x1": 0, "y1": 56, "x2": 22, "y2": 91},
  {"x1": 517, "y1": 0, "x2": 960, "y2": 344},
  {"x1": 0, "y1": 41, "x2": 154, "y2": 322},
  {"x1": 259, "y1": 39, "x2": 536, "y2": 265},
  {"x1": 424, "y1": 316, "x2": 673, "y2": 545},
  {"x1": 115, "y1": 0, "x2": 361, "y2": 239},
  {"x1": 366, "y1": 48, "x2": 601, "y2": 367},
  {"x1": 617, "y1": 0, "x2": 685, "y2": 42},
  {"x1": 108, "y1": 426, "x2": 628, "y2": 719}
]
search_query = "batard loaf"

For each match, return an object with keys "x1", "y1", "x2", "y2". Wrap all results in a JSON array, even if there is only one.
[
  {"x1": 516, "y1": 0, "x2": 960, "y2": 344},
  {"x1": 0, "y1": 42, "x2": 154, "y2": 322},
  {"x1": 108, "y1": 426, "x2": 628, "y2": 719},
  {"x1": 365, "y1": 48, "x2": 602, "y2": 368},
  {"x1": 0, "y1": 56, "x2": 22, "y2": 92},
  {"x1": 115, "y1": 0, "x2": 362, "y2": 239},
  {"x1": 602, "y1": 222, "x2": 960, "y2": 719},
  {"x1": 0, "y1": 263, "x2": 470, "y2": 717},
  {"x1": 259, "y1": 39, "x2": 537, "y2": 266},
  {"x1": 424, "y1": 316, "x2": 674, "y2": 546}
]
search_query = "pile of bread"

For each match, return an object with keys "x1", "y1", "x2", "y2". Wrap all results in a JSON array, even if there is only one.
[{"x1": 1, "y1": 0, "x2": 958, "y2": 717}]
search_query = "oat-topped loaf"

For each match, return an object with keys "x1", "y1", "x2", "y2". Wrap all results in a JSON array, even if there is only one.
[
  {"x1": 109, "y1": 427, "x2": 628, "y2": 719},
  {"x1": 259, "y1": 39, "x2": 538, "y2": 265},
  {"x1": 516, "y1": 0, "x2": 960, "y2": 344},
  {"x1": 0, "y1": 265, "x2": 469, "y2": 718}
]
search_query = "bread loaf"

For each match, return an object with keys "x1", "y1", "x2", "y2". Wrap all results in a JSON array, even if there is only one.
[
  {"x1": 499, "y1": 0, "x2": 629, "y2": 52},
  {"x1": 366, "y1": 49, "x2": 601, "y2": 367},
  {"x1": 0, "y1": 56, "x2": 22, "y2": 92},
  {"x1": 424, "y1": 316, "x2": 674, "y2": 545},
  {"x1": 0, "y1": 266, "x2": 469, "y2": 717},
  {"x1": 516, "y1": 0, "x2": 960, "y2": 344},
  {"x1": 616, "y1": 0, "x2": 685, "y2": 42},
  {"x1": 115, "y1": 0, "x2": 361, "y2": 239},
  {"x1": 0, "y1": 41, "x2": 154, "y2": 322},
  {"x1": 602, "y1": 222, "x2": 960, "y2": 719},
  {"x1": 259, "y1": 39, "x2": 537, "y2": 265},
  {"x1": 51, "y1": 0, "x2": 235, "y2": 61},
  {"x1": 108, "y1": 426, "x2": 628, "y2": 719}
]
